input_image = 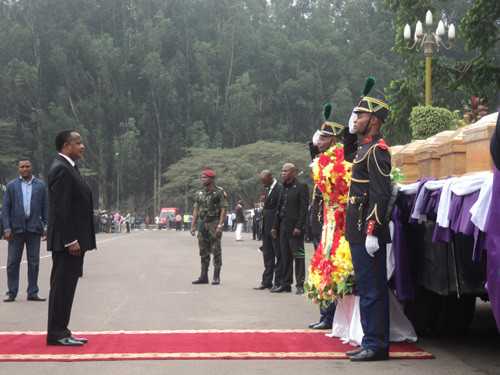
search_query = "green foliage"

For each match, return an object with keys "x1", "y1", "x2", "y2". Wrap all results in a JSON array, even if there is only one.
[
  {"x1": 160, "y1": 141, "x2": 310, "y2": 211},
  {"x1": 409, "y1": 106, "x2": 458, "y2": 139},
  {"x1": 391, "y1": 167, "x2": 405, "y2": 184},
  {"x1": 0, "y1": 120, "x2": 28, "y2": 183},
  {"x1": 384, "y1": 0, "x2": 499, "y2": 144},
  {"x1": 460, "y1": 0, "x2": 500, "y2": 98},
  {"x1": 0, "y1": 0, "x2": 401, "y2": 213},
  {"x1": 0, "y1": 0, "x2": 496, "y2": 213}
]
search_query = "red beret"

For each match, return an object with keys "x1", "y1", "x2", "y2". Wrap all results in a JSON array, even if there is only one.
[{"x1": 202, "y1": 169, "x2": 216, "y2": 178}]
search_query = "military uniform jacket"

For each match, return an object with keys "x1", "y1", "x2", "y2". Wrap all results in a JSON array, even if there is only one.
[
  {"x1": 193, "y1": 186, "x2": 228, "y2": 223},
  {"x1": 273, "y1": 179, "x2": 309, "y2": 231},
  {"x1": 345, "y1": 135, "x2": 392, "y2": 244}
]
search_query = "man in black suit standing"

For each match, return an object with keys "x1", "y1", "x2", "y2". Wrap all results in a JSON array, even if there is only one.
[
  {"x1": 271, "y1": 163, "x2": 309, "y2": 294},
  {"x1": 46, "y1": 130, "x2": 96, "y2": 346},
  {"x1": 254, "y1": 170, "x2": 282, "y2": 290}
]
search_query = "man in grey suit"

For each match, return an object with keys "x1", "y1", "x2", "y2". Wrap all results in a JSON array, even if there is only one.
[{"x1": 2, "y1": 159, "x2": 48, "y2": 302}]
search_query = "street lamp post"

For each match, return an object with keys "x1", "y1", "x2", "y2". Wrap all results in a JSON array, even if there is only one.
[{"x1": 404, "y1": 10, "x2": 455, "y2": 106}]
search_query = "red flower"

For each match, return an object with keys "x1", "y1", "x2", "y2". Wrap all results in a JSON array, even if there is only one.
[{"x1": 319, "y1": 154, "x2": 331, "y2": 167}]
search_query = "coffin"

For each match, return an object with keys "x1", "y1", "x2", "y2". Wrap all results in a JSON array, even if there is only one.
[
  {"x1": 415, "y1": 131, "x2": 456, "y2": 179},
  {"x1": 390, "y1": 145, "x2": 405, "y2": 168},
  {"x1": 463, "y1": 112, "x2": 498, "y2": 173},
  {"x1": 399, "y1": 140, "x2": 426, "y2": 183},
  {"x1": 437, "y1": 127, "x2": 467, "y2": 178}
]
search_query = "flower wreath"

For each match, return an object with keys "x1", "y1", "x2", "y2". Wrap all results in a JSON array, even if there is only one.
[{"x1": 306, "y1": 144, "x2": 354, "y2": 307}]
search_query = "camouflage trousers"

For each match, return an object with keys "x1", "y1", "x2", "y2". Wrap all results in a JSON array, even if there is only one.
[{"x1": 197, "y1": 221, "x2": 222, "y2": 269}]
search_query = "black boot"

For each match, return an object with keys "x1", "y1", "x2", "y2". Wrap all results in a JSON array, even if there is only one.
[
  {"x1": 212, "y1": 267, "x2": 221, "y2": 285},
  {"x1": 192, "y1": 265, "x2": 209, "y2": 284}
]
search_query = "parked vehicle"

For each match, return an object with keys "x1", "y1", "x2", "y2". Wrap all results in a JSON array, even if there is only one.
[{"x1": 159, "y1": 207, "x2": 178, "y2": 229}]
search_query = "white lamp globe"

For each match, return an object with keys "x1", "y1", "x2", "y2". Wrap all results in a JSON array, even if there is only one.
[
  {"x1": 404, "y1": 24, "x2": 411, "y2": 40},
  {"x1": 425, "y1": 10, "x2": 433, "y2": 26},
  {"x1": 436, "y1": 20, "x2": 446, "y2": 36},
  {"x1": 448, "y1": 24, "x2": 456, "y2": 40},
  {"x1": 415, "y1": 21, "x2": 424, "y2": 38}
]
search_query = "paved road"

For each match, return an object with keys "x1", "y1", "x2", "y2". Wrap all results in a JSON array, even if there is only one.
[{"x1": 0, "y1": 230, "x2": 498, "y2": 374}]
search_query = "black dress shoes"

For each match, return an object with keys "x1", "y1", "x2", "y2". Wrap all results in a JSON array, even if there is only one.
[
  {"x1": 3, "y1": 295, "x2": 15, "y2": 302},
  {"x1": 345, "y1": 347, "x2": 364, "y2": 356},
  {"x1": 253, "y1": 285, "x2": 271, "y2": 290},
  {"x1": 308, "y1": 321, "x2": 321, "y2": 329},
  {"x1": 295, "y1": 286, "x2": 304, "y2": 295},
  {"x1": 47, "y1": 337, "x2": 85, "y2": 346},
  {"x1": 27, "y1": 295, "x2": 46, "y2": 302},
  {"x1": 311, "y1": 321, "x2": 331, "y2": 330},
  {"x1": 71, "y1": 336, "x2": 88, "y2": 344},
  {"x1": 270, "y1": 285, "x2": 291, "y2": 293},
  {"x1": 349, "y1": 349, "x2": 389, "y2": 362}
]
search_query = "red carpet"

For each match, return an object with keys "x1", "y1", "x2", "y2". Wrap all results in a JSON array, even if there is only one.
[{"x1": 0, "y1": 330, "x2": 433, "y2": 362}]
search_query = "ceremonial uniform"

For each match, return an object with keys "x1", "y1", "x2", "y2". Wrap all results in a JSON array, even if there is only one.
[
  {"x1": 193, "y1": 185, "x2": 228, "y2": 280},
  {"x1": 345, "y1": 135, "x2": 392, "y2": 245},
  {"x1": 345, "y1": 90, "x2": 392, "y2": 359}
]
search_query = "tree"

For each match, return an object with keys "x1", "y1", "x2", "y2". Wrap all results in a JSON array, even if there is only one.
[{"x1": 160, "y1": 141, "x2": 311, "y2": 212}]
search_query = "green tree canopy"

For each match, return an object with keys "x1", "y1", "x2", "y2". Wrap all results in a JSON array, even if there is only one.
[{"x1": 160, "y1": 141, "x2": 310, "y2": 212}]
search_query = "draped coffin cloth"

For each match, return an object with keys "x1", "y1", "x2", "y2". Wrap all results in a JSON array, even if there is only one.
[{"x1": 485, "y1": 167, "x2": 500, "y2": 331}]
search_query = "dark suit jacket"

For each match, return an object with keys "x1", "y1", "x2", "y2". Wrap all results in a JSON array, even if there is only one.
[
  {"x1": 262, "y1": 180, "x2": 282, "y2": 235},
  {"x1": 47, "y1": 155, "x2": 96, "y2": 252},
  {"x1": 273, "y1": 179, "x2": 309, "y2": 232},
  {"x1": 2, "y1": 177, "x2": 48, "y2": 234}
]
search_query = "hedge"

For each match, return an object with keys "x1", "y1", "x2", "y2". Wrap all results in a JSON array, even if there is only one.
[{"x1": 409, "y1": 105, "x2": 458, "y2": 139}]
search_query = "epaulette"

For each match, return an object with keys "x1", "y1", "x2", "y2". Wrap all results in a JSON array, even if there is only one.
[
  {"x1": 376, "y1": 139, "x2": 389, "y2": 151},
  {"x1": 368, "y1": 143, "x2": 391, "y2": 177}
]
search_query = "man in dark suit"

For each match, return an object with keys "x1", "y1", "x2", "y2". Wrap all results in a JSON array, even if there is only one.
[
  {"x1": 254, "y1": 170, "x2": 282, "y2": 290},
  {"x1": 46, "y1": 130, "x2": 96, "y2": 346},
  {"x1": 2, "y1": 159, "x2": 48, "y2": 302},
  {"x1": 271, "y1": 163, "x2": 309, "y2": 294}
]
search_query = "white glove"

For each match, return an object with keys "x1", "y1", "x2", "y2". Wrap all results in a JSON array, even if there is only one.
[
  {"x1": 365, "y1": 235, "x2": 380, "y2": 257},
  {"x1": 348, "y1": 111, "x2": 357, "y2": 134},
  {"x1": 312, "y1": 130, "x2": 321, "y2": 146}
]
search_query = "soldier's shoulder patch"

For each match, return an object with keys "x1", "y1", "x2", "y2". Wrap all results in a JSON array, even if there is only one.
[{"x1": 376, "y1": 139, "x2": 389, "y2": 151}]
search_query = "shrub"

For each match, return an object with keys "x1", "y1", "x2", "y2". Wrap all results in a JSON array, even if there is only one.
[{"x1": 409, "y1": 105, "x2": 458, "y2": 139}]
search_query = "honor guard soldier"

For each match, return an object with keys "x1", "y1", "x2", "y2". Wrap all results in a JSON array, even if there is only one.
[
  {"x1": 190, "y1": 168, "x2": 228, "y2": 285},
  {"x1": 345, "y1": 78, "x2": 392, "y2": 362}
]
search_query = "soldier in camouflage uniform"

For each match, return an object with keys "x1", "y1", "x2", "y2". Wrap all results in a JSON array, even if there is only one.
[{"x1": 190, "y1": 168, "x2": 228, "y2": 285}]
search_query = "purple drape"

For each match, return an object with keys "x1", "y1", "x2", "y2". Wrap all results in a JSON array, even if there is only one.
[
  {"x1": 485, "y1": 167, "x2": 500, "y2": 331},
  {"x1": 391, "y1": 194, "x2": 417, "y2": 301}
]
